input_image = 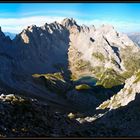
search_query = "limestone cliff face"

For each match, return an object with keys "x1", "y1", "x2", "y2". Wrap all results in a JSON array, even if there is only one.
[{"x1": 67, "y1": 21, "x2": 140, "y2": 79}]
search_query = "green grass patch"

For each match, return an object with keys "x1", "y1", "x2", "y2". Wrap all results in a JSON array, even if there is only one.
[
  {"x1": 75, "y1": 59, "x2": 92, "y2": 71},
  {"x1": 96, "y1": 68, "x2": 125, "y2": 88},
  {"x1": 121, "y1": 71, "x2": 134, "y2": 79},
  {"x1": 92, "y1": 52, "x2": 105, "y2": 61},
  {"x1": 75, "y1": 84, "x2": 92, "y2": 90},
  {"x1": 32, "y1": 72, "x2": 64, "y2": 81},
  {"x1": 121, "y1": 47, "x2": 140, "y2": 75},
  {"x1": 133, "y1": 71, "x2": 140, "y2": 83}
]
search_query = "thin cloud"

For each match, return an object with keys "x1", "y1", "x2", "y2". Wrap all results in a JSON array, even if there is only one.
[
  {"x1": 0, "y1": 16, "x2": 140, "y2": 33},
  {"x1": 21, "y1": 10, "x2": 82, "y2": 17},
  {"x1": 0, "y1": 16, "x2": 65, "y2": 33}
]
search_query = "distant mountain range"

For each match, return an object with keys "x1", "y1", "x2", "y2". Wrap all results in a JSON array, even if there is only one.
[
  {"x1": 4, "y1": 32, "x2": 16, "y2": 40},
  {"x1": 127, "y1": 32, "x2": 140, "y2": 46}
]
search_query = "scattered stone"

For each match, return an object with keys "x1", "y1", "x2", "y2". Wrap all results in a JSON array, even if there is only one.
[{"x1": 67, "y1": 113, "x2": 75, "y2": 119}]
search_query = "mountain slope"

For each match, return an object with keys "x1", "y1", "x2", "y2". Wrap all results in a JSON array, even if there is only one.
[{"x1": 97, "y1": 70, "x2": 140, "y2": 110}]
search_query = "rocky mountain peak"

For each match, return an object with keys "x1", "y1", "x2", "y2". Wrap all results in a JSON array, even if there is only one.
[
  {"x1": 0, "y1": 26, "x2": 6, "y2": 38},
  {"x1": 26, "y1": 25, "x2": 37, "y2": 32},
  {"x1": 0, "y1": 27, "x2": 12, "y2": 48},
  {"x1": 101, "y1": 24, "x2": 114, "y2": 29},
  {"x1": 16, "y1": 29, "x2": 30, "y2": 44},
  {"x1": 61, "y1": 18, "x2": 78, "y2": 28},
  {"x1": 97, "y1": 24, "x2": 116, "y2": 35}
]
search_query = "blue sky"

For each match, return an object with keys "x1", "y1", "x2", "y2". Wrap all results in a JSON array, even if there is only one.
[{"x1": 0, "y1": 3, "x2": 140, "y2": 33}]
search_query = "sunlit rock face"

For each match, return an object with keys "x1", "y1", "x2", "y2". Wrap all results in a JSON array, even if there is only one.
[
  {"x1": 97, "y1": 71, "x2": 140, "y2": 110},
  {"x1": 67, "y1": 20, "x2": 140, "y2": 80}
]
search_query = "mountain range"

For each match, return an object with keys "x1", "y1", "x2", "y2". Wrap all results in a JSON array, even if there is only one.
[{"x1": 0, "y1": 18, "x2": 140, "y2": 137}]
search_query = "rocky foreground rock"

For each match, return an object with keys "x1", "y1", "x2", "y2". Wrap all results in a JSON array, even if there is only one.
[
  {"x1": 0, "y1": 92, "x2": 122, "y2": 137},
  {"x1": 1, "y1": 90, "x2": 140, "y2": 137},
  {"x1": 0, "y1": 92, "x2": 87, "y2": 137}
]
